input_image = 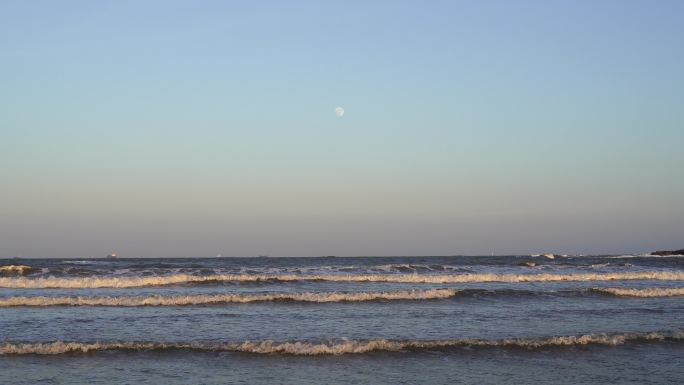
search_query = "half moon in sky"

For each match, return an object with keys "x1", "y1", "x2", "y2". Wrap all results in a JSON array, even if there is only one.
[{"x1": 335, "y1": 107, "x2": 344, "y2": 117}]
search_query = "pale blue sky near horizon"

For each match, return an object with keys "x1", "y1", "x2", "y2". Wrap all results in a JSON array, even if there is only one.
[{"x1": 1, "y1": 0, "x2": 683, "y2": 257}]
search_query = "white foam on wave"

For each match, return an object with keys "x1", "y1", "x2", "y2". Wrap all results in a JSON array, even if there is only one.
[
  {"x1": 2, "y1": 271, "x2": 684, "y2": 288},
  {"x1": 0, "y1": 265, "x2": 34, "y2": 276},
  {"x1": 593, "y1": 287, "x2": 684, "y2": 297},
  {"x1": 0, "y1": 289, "x2": 457, "y2": 307},
  {"x1": 2, "y1": 330, "x2": 681, "y2": 356},
  {"x1": 61, "y1": 261, "x2": 93, "y2": 265}
]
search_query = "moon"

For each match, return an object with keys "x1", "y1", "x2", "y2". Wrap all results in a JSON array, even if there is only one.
[{"x1": 335, "y1": 106, "x2": 344, "y2": 117}]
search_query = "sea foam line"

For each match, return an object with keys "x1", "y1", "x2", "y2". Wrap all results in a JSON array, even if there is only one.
[
  {"x1": 2, "y1": 271, "x2": 684, "y2": 288},
  {"x1": 592, "y1": 287, "x2": 684, "y2": 297},
  {"x1": 0, "y1": 289, "x2": 456, "y2": 307},
  {"x1": 2, "y1": 330, "x2": 682, "y2": 356}
]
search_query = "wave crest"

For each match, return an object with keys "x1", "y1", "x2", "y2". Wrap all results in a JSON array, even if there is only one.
[
  {"x1": 0, "y1": 265, "x2": 34, "y2": 276},
  {"x1": 2, "y1": 271, "x2": 684, "y2": 288},
  {"x1": 593, "y1": 287, "x2": 684, "y2": 297},
  {"x1": 2, "y1": 330, "x2": 682, "y2": 356},
  {"x1": 0, "y1": 289, "x2": 456, "y2": 307}
]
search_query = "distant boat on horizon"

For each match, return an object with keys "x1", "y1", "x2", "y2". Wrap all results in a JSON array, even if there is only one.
[{"x1": 107, "y1": 252, "x2": 117, "y2": 259}]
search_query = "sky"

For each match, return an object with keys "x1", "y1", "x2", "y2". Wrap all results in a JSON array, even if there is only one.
[{"x1": 1, "y1": 0, "x2": 683, "y2": 258}]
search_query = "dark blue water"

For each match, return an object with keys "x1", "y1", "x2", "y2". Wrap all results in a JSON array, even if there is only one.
[{"x1": 1, "y1": 255, "x2": 683, "y2": 384}]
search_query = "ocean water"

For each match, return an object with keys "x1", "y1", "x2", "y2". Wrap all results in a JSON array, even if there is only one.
[{"x1": 1, "y1": 255, "x2": 683, "y2": 384}]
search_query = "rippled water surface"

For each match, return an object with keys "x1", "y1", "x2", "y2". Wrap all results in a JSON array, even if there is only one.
[{"x1": 1, "y1": 255, "x2": 683, "y2": 384}]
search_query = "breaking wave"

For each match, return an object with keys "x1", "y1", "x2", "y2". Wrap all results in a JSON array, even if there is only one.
[
  {"x1": 2, "y1": 330, "x2": 682, "y2": 356},
  {"x1": 2, "y1": 271, "x2": 684, "y2": 288},
  {"x1": 593, "y1": 287, "x2": 684, "y2": 298},
  {"x1": 0, "y1": 265, "x2": 34, "y2": 276},
  {"x1": 0, "y1": 289, "x2": 456, "y2": 307}
]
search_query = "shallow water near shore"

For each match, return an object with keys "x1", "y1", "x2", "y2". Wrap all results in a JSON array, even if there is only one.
[{"x1": 1, "y1": 255, "x2": 683, "y2": 384}]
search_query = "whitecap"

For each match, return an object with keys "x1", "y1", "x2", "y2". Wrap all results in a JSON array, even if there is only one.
[
  {"x1": 2, "y1": 330, "x2": 681, "y2": 355},
  {"x1": 0, "y1": 289, "x2": 457, "y2": 307},
  {"x1": 593, "y1": 287, "x2": 684, "y2": 297},
  {"x1": 3, "y1": 271, "x2": 684, "y2": 289}
]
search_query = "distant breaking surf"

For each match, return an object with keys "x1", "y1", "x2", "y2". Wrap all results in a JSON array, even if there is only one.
[
  {"x1": 2, "y1": 271, "x2": 684, "y2": 288},
  {"x1": 0, "y1": 265, "x2": 34, "y2": 276},
  {"x1": 2, "y1": 330, "x2": 682, "y2": 356},
  {"x1": 0, "y1": 289, "x2": 456, "y2": 307}
]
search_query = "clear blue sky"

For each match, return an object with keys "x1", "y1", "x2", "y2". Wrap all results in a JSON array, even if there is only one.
[{"x1": 1, "y1": 1, "x2": 683, "y2": 257}]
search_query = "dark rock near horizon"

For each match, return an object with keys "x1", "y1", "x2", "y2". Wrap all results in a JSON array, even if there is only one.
[{"x1": 650, "y1": 249, "x2": 684, "y2": 256}]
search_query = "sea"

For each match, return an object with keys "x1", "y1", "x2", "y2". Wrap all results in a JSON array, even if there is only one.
[{"x1": 1, "y1": 255, "x2": 683, "y2": 384}]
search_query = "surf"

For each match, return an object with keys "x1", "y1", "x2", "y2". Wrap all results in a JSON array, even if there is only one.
[
  {"x1": 0, "y1": 265, "x2": 34, "y2": 276},
  {"x1": 0, "y1": 289, "x2": 457, "y2": 307},
  {"x1": 592, "y1": 287, "x2": 684, "y2": 297},
  {"x1": 2, "y1": 330, "x2": 682, "y2": 356},
  {"x1": 3, "y1": 271, "x2": 684, "y2": 288}
]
